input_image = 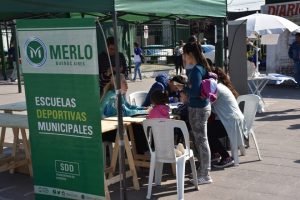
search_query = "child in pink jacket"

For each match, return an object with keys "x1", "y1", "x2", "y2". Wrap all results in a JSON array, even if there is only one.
[{"x1": 148, "y1": 90, "x2": 170, "y2": 119}]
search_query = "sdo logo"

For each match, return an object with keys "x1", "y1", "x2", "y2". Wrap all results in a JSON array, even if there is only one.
[{"x1": 24, "y1": 37, "x2": 47, "y2": 68}]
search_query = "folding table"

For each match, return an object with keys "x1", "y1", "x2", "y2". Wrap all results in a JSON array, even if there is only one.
[
  {"x1": 0, "y1": 113, "x2": 32, "y2": 176},
  {"x1": 101, "y1": 120, "x2": 140, "y2": 190},
  {"x1": 0, "y1": 101, "x2": 27, "y2": 154},
  {"x1": 248, "y1": 73, "x2": 297, "y2": 112}
]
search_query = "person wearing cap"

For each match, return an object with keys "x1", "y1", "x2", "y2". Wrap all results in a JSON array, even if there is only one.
[
  {"x1": 142, "y1": 74, "x2": 185, "y2": 107},
  {"x1": 288, "y1": 33, "x2": 300, "y2": 88}
]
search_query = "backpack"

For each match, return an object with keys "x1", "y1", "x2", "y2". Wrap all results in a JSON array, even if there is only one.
[{"x1": 200, "y1": 72, "x2": 218, "y2": 103}]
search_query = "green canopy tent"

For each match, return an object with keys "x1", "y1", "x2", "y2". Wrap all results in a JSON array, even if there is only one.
[
  {"x1": 0, "y1": 0, "x2": 226, "y2": 21},
  {"x1": 0, "y1": 1, "x2": 227, "y2": 199}
]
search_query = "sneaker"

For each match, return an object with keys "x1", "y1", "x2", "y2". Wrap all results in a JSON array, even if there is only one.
[
  {"x1": 211, "y1": 153, "x2": 221, "y2": 162},
  {"x1": 213, "y1": 157, "x2": 234, "y2": 169},
  {"x1": 197, "y1": 176, "x2": 213, "y2": 185}
]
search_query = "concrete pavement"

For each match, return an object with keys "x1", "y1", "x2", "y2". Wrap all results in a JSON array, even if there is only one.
[{"x1": 0, "y1": 74, "x2": 300, "y2": 200}]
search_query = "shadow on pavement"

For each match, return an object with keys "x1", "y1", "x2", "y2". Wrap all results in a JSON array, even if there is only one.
[
  {"x1": 256, "y1": 109, "x2": 300, "y2": 117},
  {"x1": 238, "y1": 160, "x2": 262, "y2": 165},
  {"x1": 262, "y1": 85, "x2": 300, "y2": 100},
  {"x1": 294, "y1": 160, "x2": 300, "y2": 164},
  {"x1": 287, "y1": 124, "x2": 300, "y2": 130},
  {"x1": 256, "y1": 114, "x2": 300, "y2": 122}
]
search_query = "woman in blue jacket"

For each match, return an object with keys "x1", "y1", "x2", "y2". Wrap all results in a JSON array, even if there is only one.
[{"x1": 183, "y1": 42, "x2": 212, "y2": 185}]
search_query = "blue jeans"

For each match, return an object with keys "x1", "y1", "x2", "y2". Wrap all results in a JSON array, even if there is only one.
[
  {"x1": 294, "y1": 62, "x2": 300, "y2": 86},
  {"x1": 10, "y1": 61, "x2": 17, "y2": 80},
  {"x1": 133, "y1": 62, "x2": 142, "y2": 80}
]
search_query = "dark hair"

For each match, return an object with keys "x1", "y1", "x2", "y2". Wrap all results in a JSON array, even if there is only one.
[
  {"x1": 106, "y1": 36, "x2": 114, "y2": 46},
  {"x1": 296, "y1": 33, "x2": 300, "y2": 37},
  {"x1": 150, "y1": 90, "x2": 169, "y2": 105},
  {"x1": 134, "y1": 42, "x2": 139, "y2": 47},
  {"x1": 170, "y1": 75, "x2": 186, "y2": 85},
  {"x1": 212, "y1": 67, "x2": 239, "y2": 98},
  {"x1": 183, "y1": 42, "x2": 211, "y2": 72},
  {"x1": 187, "y1": 35, "x2": 197, "y2": 43}
]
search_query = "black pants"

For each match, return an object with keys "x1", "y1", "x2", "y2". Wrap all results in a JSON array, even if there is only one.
[
  {"x1": 130, "y1": 123, "x2": 149, "y2": 154},
  {"x1": 175, "y1": 56, "x2": 183, "y2": 75},
  {"x1": 207, "y1": 120, "x2": 230, "y2": 159}
]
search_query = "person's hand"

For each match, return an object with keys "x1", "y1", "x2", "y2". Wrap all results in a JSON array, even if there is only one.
[
  {"x1": 105, "y1": 69, "x2": 112, "y2": 76},
  {"x1": 146, "y1": 106, "x2": 152, "y2": 113},
  {"x1": 175, "y1": 84, "x2": 184, "y2": 91},
  {"x1": 141, "y1": 106, "x2": 149, "y2": 110},
  {"x1": 180, "y1": 92, "x2": 188, "y2": 103}
]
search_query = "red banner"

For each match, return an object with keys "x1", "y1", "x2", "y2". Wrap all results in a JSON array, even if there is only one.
[{"x1": 263, "y1": 1, "x2": 300, "y2": 17}]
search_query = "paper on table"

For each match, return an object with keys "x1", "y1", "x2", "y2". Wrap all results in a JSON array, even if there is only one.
[
  {"x1": 169, "y1": 102, "x2": 183, "y2": 109},
  {"x1": 261, "y1": 34, "x2": 280, "y2": 45}
]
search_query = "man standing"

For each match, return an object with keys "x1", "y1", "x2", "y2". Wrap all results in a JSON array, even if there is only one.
[
  {"x1": 8, "y1": 43, "x2": 17, "y2": 82},
  {"x1": 98, "y1": 36, "x2": 128, "y2": 94},
  {"x1": 174, "y1": 40, "x2": 184, "y2": 75},
  {"x1": 288, "y1": 33, "x2": 300, "y2": 88}
]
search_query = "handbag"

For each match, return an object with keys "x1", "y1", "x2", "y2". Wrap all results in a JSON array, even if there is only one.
[{"x1": 140, "y1": 54, "x2": 145, "y2": 63}]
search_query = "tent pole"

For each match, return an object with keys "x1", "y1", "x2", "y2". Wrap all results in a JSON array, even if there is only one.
[
  {"x1": 256, "y1": 36, "x2": 259, "y2": 73},
  {"x1": 224, "y1": 18, "x2": 229, "y2": 73},
  {"x1": 4, "y1": 22, "x2": 11, "y2": 80},
  {"x1": 0, "y1": 26, "x2": 8, "y2": 81},
  {"x1": 113, "y1": 11, "x2": 127, "y2": 200},
  {"x1": 12, "y1": 21, "x2": 22, "y2": 93},
  {"x1": 215, "y1": 18, "x2": 224, "y2": 68},
  {"x1": 5, "y1": 22, "x2": 10, "y2": 56},
  {"x1": 174, "y1": 20, "x2": 177, "y2": 48},
  {"x1": 5, "y1": 22, "x2": 11, "y2": 80},
  {"x1": 127, "y1": 24, "x2": 132, "y2": 75}
]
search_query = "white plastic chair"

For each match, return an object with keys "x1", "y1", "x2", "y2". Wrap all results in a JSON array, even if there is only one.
[
  {"x1": 142, "y1": 119, "x2": 198, "y2": 200},
  {"x1": 128, "y1": 91, "x2": 148, "y2": 106},
  {"x1": 237, "y1": 94, "x2": 262, "y2": 160}
]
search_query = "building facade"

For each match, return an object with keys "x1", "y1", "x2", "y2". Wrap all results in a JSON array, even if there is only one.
[{"x1": 261, "y1": 0, "x2": 300, "y2": 75}]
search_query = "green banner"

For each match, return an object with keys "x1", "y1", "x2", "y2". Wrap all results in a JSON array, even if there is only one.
[{"x1": 17, "y1": 19, "x2": 104, "y2": 200}]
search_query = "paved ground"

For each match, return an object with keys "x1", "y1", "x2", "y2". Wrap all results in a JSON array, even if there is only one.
[{"x1": 0, "y1": 70, "x2": 300, "y2": 200}]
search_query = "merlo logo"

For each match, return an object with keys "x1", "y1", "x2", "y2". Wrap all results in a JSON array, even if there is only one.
[{"x1": 24, "y1": 37, "x2": 47, "y2": 67}]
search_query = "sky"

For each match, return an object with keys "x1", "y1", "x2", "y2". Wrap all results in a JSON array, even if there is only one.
[{"x1": 227, "y1": 0, "x2": 265, "y2": 12}]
